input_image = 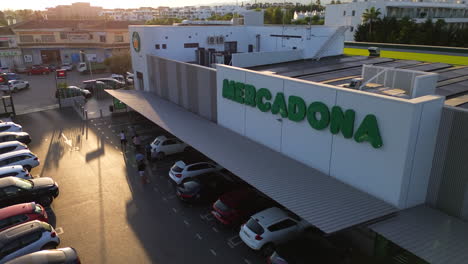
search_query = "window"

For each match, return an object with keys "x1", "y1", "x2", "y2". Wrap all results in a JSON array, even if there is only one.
[
  {"x1": 100, "y1": 35, "x2": 106, "y2": 43},
  {"x1": 0, "y1": 126, "x2": 10, "y2": 132},
  {"x1": 21, "y1": 231, "x2": 42, "y2": 246},
  {"x1": 89, "y1": 33, "x2": 93, "y2": 40},
  {"x1": 0, "y1": 239, "x2": 22, "y2": 258},
  {"x1": 155, "y1": 44, "x2": 160, "y2": 49},
  {"x1": 41, "y1": 35, "x2": 56, "y2": 42},
  {"x1": 19, "y1": 35, "x2": 33, "y2": 42},
  {"x1": 343, "y1": 11, "x2": 346, "y2": 16},
  {"x1": 60, "y1": 32, "x2": 68, "y2": 40},
  {"x1": 352, "y1": 10, "x2": 356, "y2": 16},
  {"x1": 163, "y1": 139, "x2": 176, "y2": 145},
  {"x1": 184, "y1": 43, "x2": 199, "y2": 48},
  {"x1": 0, "y1": 219, "x2": 10, "y2": 229},
  {"x1": 11, "y1": 215, "x2": 28, "y2": 225},
  {"x1": 3, "y1": 186, "x2": 19, "y2": 196},
  {"x1": 268, "y1": 219, "x2": 297, "y2": 232},
  {"x1": 162, "y1": 44, "x2": 167, "y2": 49},
  {"x1": 0, "y1": 172, "x2": 18, "y2": 177},
  {"x1": 0, "y1": 41, "x2": 8, "y2": 48},
  {"x1": 115, "y1": 35, "x2": 124, "y2": 42},
  {"x1": 246, "y1": 218, "x2": 264, "y2": 234},
  {"x1": 188, "y1": 164, "x2": 208, "y2": 171},
  {"x1": 350, "y1": 26, "x2": 354, "y2": 32}
]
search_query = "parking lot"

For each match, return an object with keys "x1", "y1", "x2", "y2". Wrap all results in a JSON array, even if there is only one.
[
  {"x1": 7, "y1": 70, "x2": 110, "y2": 114},
  {"x1": 13, "y1": 108, "x2": 265, "y2": 264}
]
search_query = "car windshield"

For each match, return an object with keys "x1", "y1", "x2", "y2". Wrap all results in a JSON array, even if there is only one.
[
  {"x1": 214, "y1": 199, "x2": 232, "y2": 213},
  {"x1": 246, "y1": 218, "x2": 264, "y2": 235},
  {"x1": 14, "y1": 178, "x2": 33, "y2": 189},
  {"x1": 172, "y1": 165, "x2": 183, "y2": 173}
]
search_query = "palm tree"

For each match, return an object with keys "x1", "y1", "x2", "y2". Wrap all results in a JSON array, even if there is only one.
[{"x1": 362, "y1": 7, "x2": 381, "y2": 35}]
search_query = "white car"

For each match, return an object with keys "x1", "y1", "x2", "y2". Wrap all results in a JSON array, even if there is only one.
[
  {"x1": 150, "y1": 135, "x2": 189, "y2": 159},
  {"x1": 239, "y1": 207, "x2": 310, "y2": 256},
  {"x1": 0, "y1": 165, "x2": 31, "y2": 179},
  {"x1": 0, "y1": 220, "x2": 60, "y2": 263},
  {"x1": 126, "y1": 72, "x2": 134, "y2": 84},
  {"x1": 0, "y1": 122, "x2": 22, "y2": 133},
  {"x1": 0, "y1": 141, "x2": 28, "y2": 155},
  {"x1": 0, "y1": 80, "x2": 29, "y2": 93},
  {"x1": 111, "y1": 74, "x2": 125, "y2": 83},
  {"x1": 61, "y1": 63, "x2": 73, "y2": 71},
  {"x1": 0, "y1": 150, "x2": 39, "y2": 171},
  {"x1": 169, "y1": 161, "x2": 222, "y2": 185}
]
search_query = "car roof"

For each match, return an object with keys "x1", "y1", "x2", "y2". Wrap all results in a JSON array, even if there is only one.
[
  {"x1": 0, "y1": 165, "x2": 24, "y2": 173},
  {"x1": 0, "y1": 149, "x2": 33, "y2": 159},
  {"x1": 0, "y1": 176, "x2": 21, "y2": 188},
  {"x1": 0, "y1": 202, "x2": 35, "y2": 220},
  {"x1": 187, "y1": 161, "x2": 213, "y2": 167},
  {"x1": 220, "y1": 187, "x2": 257, "y2": 207},
  {"x1": 95, "y1": 78, "x2": 116, "y2": 81},
  {"x1": 252, "y1": 207, "x2": 289, "y2": 226},
  {"x1": 0, "y1": 131, "x2": 28, "y2": 137},
  {"x1": 0, "y1": 122, "x2": 18, "y2": 127},
  {"x1": 0, "y1": 141, "x2": 25, "y2": 148},
  {"x1": 0, "y1": 220, "x2": 48, "y2": 245},
  {"x1": 154, "y1": 135, "x2": 167, "y2": 141},
  {"x1": 5, "y1": 247, "x2": 77, "y2": 264}
]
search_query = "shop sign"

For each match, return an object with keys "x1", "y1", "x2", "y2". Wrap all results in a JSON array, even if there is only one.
[
  {"x1": 222, "y1": 79, "x2": 383, "y2": 148},
  {"x1": 68, "y1": 34, "x2": 90, "y2": 41},
  {"x1": 132, "y1": 32, "x2": 140, "y2": 52},
  {"x1": 0, "y1": 50, "x2": 21, "y2": 56}
]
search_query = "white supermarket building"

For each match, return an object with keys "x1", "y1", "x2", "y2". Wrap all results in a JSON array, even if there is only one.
[{"x1": 108, "y1": 20, "x2": 468, "y2": 263}]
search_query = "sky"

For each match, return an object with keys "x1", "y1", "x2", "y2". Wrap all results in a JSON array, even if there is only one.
[{"x1": 1, "y1": 0, "x2": 256, "y2": 10}]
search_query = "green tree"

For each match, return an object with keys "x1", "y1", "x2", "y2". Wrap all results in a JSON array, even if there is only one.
[
  {"x1": 103, "y1": 53, "x2": 132, "y2": 76},
  {"x1": 362, "y1": 7, "x2": 381, "y2": 35},
  {"x1": 273, "y1": 7, "x2": 283, "y2": 24},
  {"x1": 145, "y1": 18, "x2": 182, "y2": 25},
  {"x1": 0, "y1": 12, "x2": 7, "y2": 25}
]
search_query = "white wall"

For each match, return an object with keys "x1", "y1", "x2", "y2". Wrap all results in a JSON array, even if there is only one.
[
  {"x1": 216, "y1": 65, "x2": 445, "y2": 209},
  {"x1": 231, "y1": 50, "x2": 304, "y2": 68}
]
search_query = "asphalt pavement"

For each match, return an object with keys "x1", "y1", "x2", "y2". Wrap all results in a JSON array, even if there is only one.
[{"x1": 13, "y1": 108, "x2": 264, "y2": 264}]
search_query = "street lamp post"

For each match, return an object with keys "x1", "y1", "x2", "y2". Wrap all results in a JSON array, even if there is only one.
[{"x1": 80, "y1": 50, "x2": 93, "y2": 80}]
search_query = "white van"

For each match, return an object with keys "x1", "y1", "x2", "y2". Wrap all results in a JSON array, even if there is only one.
[
  {"x1": 0, "y1": 165, "x2": 31, "y2": 179},
  {"x1": 0, "y1": 150, "x2": 39, "y2": 171},
  {"x1": 0, "y1": 141, "x2": 28, "y2": 155},
  {"x1": 0, "y1": 122, "x2": 22, "y2": 133}
]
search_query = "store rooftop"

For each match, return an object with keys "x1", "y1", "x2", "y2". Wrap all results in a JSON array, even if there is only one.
[{"x1": 249, "y1": 55, "x2": 468, "y2": 106}]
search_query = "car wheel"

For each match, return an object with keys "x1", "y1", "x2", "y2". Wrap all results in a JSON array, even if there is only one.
[
  {"x1": 156, "y1": 152, "x2": 165, "y2": 160},
  {"x1": 39, "y1": 196, "x2": 53, "y2": 207},
  {"x1": 261, "y1": 243, "x2": 275, "y2": 257},
  {"x1": 25, "y1": 84, "x2": 29, "y2": 88},
  {"x1": 41, "y1": 242, "x2": 58, "y2": 250},
  {"x1": 23, "y1": 165, "x2": 32, "y2": 171}
]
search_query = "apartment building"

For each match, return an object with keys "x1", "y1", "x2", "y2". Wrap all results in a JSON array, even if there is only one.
[
  {"x1": 45, "y1": 2, "x2": 104, "y2": 20},
  {"x1": 0, "y1": 27, "x2": 22, "y2": 69}
]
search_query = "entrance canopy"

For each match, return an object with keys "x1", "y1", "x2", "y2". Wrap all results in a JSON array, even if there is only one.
[
  {"x1": 370, "y1": 205, "x2": 468, "y2": 264},
  {"x1": 107, "y1": 90, "x2": 396, "y2": 234}
]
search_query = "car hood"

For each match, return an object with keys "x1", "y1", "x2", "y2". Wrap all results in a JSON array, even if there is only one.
[{"x1": 32, "y1": 178, "x2": 56, "y2": 189}]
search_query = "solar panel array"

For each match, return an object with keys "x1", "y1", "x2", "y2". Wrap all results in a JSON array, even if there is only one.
[{"x1": 250, "y1": 56, "x2": 468, "y2": 108}]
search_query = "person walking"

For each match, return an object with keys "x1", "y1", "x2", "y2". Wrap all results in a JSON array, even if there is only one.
[
  {"x1": 137, "y1": 160, "x2": 149, "y2": 184},
  {"x1": 119, "y1": 130, "x2": 127, "y2": 151},
  {"x1": 133, "y1": 134, "x2": 141, "y2": 152},
  {"x1": 135, "y1": 152, "x2": 145, "y2": 165}
]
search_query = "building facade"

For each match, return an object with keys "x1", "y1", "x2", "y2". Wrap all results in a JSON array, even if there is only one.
[
  {"x1": 0, "y1": 27, "x2": 22, "y2": 69},
  {"x1": 325, "y1": 0, "x2": 468, "y2": 41},
  {"x1": 45, "y1": 2, "x2": 104, "y2": 20},
  {"x1": 11, "y1": 20, "x2": 140, "y2": 66}
]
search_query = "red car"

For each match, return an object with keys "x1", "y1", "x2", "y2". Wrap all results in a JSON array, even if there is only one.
[
  {"x1": 0, "y1": 202, "x2": 48, "y2": 232},
  {"x1": 27, "y1": 65, "x2": 51, "y2": 75},
  {"x1": 211, "y1": 188, "x2": 274, "y2": 226}
]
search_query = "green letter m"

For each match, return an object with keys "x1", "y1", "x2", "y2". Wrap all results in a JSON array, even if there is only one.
[{"x1": 222, "y1": 79, "x2": 235, "y2": 100}]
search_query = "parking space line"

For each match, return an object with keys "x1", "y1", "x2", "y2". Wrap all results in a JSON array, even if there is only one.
[
  {"x1": 162, "y1": 197, "x2": 167, "y2": 202},
  {"x1": 200, "y1": 212, "x2": 214, "y2": 221},
  {"x1": 244, "y1": 259, "x2": 251, "y2": 264},
  {"x1": 227, "y1": 235, "x2": 243, "y2": 247},
  {"x1": 55, "y1": 227, "x2": 64, "y2": 235},
  {"x1": 172, "y1": 208, "x2": 178, "y2": 213},
  {"x1": 212, "y1": 227, "x2": 219, "y2": 233},
  {"x1": 210, "y1": 249, "x2": 216, "y2": 256},
  {"x1": 196, "y1": 233, "x2": 202, "y2": 240},
  {"x1": 184, "y1": 220, "x2": 190, "y2": 226}
]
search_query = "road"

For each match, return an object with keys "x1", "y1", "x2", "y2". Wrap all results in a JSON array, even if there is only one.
[
  {"x1": 13, "y1": 108, "x2": 264, "y2": 264},
  {"x1": 8, "y1": 71, "x2": 110, "y2": 114}
]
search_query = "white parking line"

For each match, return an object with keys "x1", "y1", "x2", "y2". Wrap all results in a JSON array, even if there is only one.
[
  {"x1": 172, "y1": 208, "x2": 178, "y2": 213},
  {"x1": 55, "y1": 227, "x2": 64, "y2": 235},
  {"x1": 196, "y1": 233, "x2": 202, "y2": 240},
  {"x1": 210, "y1": 249, "x2": 217, "y2": 256},
  {"x1": 162, "y1": 197, "x2": 167, "y2": 202},
  {"x1": 227, "y1": 235, "x2": 243, "y2": 247},
  {"x1": 244, "y1": 259, "x2": 251, "y2": 264},
  {"x1": 212, "y1": 227, "x2": 219, "y2": 233},
  {"x1": 200, "y1": 212, "x2": 214, "y2": 221},
  {"x1": 184, "y1": 220, "x2": 190, "y2": 226}
]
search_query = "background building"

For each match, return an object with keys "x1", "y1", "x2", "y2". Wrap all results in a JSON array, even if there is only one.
[
  {"x1": 0, "y1": 27, "x2": 22, "y2": 69},
  {"x1": 45, "y1": 2, "x2": 103, "y2": 20},
  {"x1": 325, "y1": 0, "x2": 468, "y2": 41}
]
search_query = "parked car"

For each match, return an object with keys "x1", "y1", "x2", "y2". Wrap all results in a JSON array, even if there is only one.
[
  {"x1": 0, "y1": 73, "x2": 20, "y2": 81},
  {"x1": 150, "y1": 135, "x2": 189, "y2": 160},
  {"x1": 0, "y1": 123, "x2": 22, "y2": 133},
  {"x1": 0, "y1": 67, "x2": 10, "y2": 74},
  {"x1": 0, "y1": 220, "x2": 60, "y2": 263},
  {"x1": 111, "y1": 74, "x2": 125, "y2": 83},
  {"x1": 169, "y1": 161, "x2": 222, "y2": 185},
  {"x1": 126, "y1": 72, "x2": 134, "y2": 84},
  {"x1": 0, "y1": 203, "x2": 48, "y2": 232},
  {"x1": 82, "y1": 78, "x2": 122, "y2": 94},
  {"x1": 5, "y1": 247, "x2": 80, "y2": 264},
  {"x1": 0, "y1": 142, "x2": 27, "y2": 155},
  {"x1": 55, "y1": 86, "x2": 91, "y2": 99},
  {"x1": 0, "y1": 165, "x2": 31, "y2": 180},
  {"x1": 47, "y1": 65, "x2": 58, "y2": 72},
  {"x1": 95, "y1": 78, "x2": 125, "y2": 89},
  {"x1": 239, "y1": 207, "x2": 310, "y2": 256},
  {"x1": 267, "y1": 234, "x2": 351, "y2": 264},
  {"x1": 176, "y1": 171, "x2": 240, "y2": 203},
  {"x1": 0, "y1": 150, "x2": 39, "y2": 171},
  {"x1": 0, "y1": 177, "x2": 59, "y2": 207},
  {"x1": 60, "y1": 63, "x2": 73, "y2": 71},
  {"x1": 27, "y1": 66, "x2": 50, "y2": 75},
  {"x1": 0, "y1": 81, "x2": 28, "y2": 94},
  {"x1": 212, "y1": 188, "x2": 275, "y2": 226},
  {"x1": 13, "y1": 68, "x2": 28, "y2": 74},
  {"x1": 0, "y1": 132, "x2": 31, "y2": 145}
]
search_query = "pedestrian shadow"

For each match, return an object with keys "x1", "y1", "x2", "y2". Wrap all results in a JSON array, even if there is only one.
[{"x1": 85, "y1": 135, "x2": 105, "y2": 162}]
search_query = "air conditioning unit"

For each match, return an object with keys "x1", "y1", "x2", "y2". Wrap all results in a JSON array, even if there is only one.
[
  {"x1": 207, "y1": 36, "x2": 215, "y2": 44},
  {"x1": 216, "y1": 36, "x2": 225, "y2": 44}
]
